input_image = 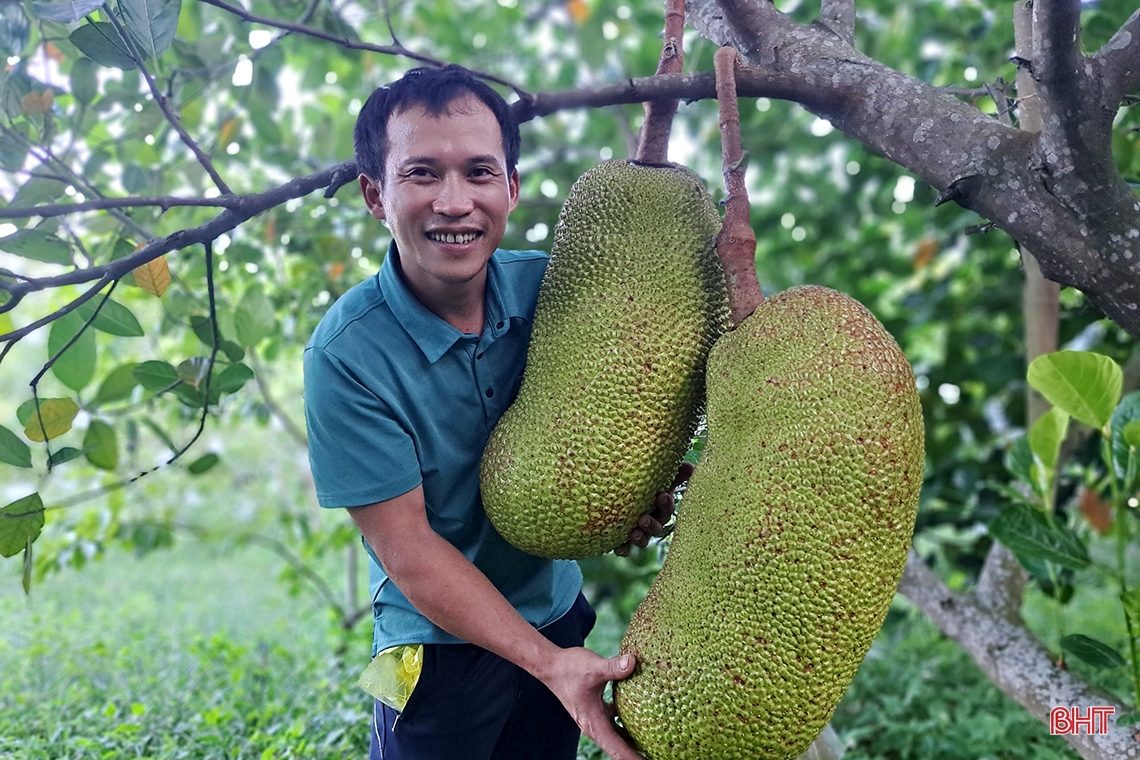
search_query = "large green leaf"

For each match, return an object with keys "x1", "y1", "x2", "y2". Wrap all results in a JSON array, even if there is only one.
[
  {"x1": 989, "y1": 502, "x2": 1090, "y2": 571},
  {"x1": 93, "y1": 363, "x2": 140, "y2": 405},
  {"x1": 1028, "y1": 407, "x2": 1069, "y2": 471},
  {"x1": 83, "y1": 419, "x2": 118, "y2": 470},
  {"x1": 234, "y1": 286, "x2": 275, "y2": 347},
  {"x1": 0, "y1": 229, "x2": 71, "y2": 265},
  {"x1": 0, "y1": 493, "x2": 45, "y2": 558},
  {"x1": 47, "y1": 310, "x2": 97, "y2": 392},
  {"x1": 10, "y1": 177, "x2": 68, "y2": 207},
  {"x1": 31, "y1": 0, "x2": 105, "y2": 24},
  {"x1": 1110, "y1": 391, "x2": 1140, "y2": 479},
  {"x1": 75, "y1": 297, "x2": 144, "y2": 337},
  {"x1": 69, "y1": 57, "x2": 98, "y2": 105},
  {"x1": 119, "y1": 0, "x2": 181, "y2": 60},
  {"x1": 70, "y1": 22, "x2": 138, "y2": 70},
  {"x1": 1060, "y1": 634, "x2": 1125, "y2": 669},
  {"x1": 1027, "y1": 351, "x2": 1122, "y2": 431},
  {"x1": 0, "y1": 423, "x2": 32, "y2": 468},
  {"x1": 133, "y1": 360, "x2": 178, "y2": 391}
]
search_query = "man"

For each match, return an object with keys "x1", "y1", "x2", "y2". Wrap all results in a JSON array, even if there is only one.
[{"x1": 303, "y1": 65, "x2": 676, "y2": 760}]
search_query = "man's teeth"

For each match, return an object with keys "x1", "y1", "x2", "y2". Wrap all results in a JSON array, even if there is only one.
[{"x1": 429, "y1": 232, "x2": 478, "y2": 244}]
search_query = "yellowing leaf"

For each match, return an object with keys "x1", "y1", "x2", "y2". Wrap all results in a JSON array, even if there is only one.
[
  {"x1": 913, "y1": 238, "x2": 939, "y2": 270},
  {"x1": 219, "y1": 117, "x2": 239, "y2": 147},
  {"x1": 567, "y1": 0, "x2": 590, "y2": 24},
  {"x1": 22, "y1": 90, "x2": 53, "y2": 115},
  {"x1": 23, "y1": 398, "x2": 80, "y2": 442},
  {"x1": 133, "y1": 256, "x2": 171, "y2": 297}
]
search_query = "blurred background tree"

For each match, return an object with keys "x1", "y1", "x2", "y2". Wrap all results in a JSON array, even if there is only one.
[{"x1": 0, "y1": 0, "x2": 1138, "y2": 758}]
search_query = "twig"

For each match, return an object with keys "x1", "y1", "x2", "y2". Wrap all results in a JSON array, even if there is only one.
[
  {"x1": 198, "y1": 0, "x2": 527, "y2": 96},
  {"x1": 103, "y1": 11, "x2": 232, "y2": 196},
  {"x1": 636, "y1": 0, "x2": 685, "y2": 164},
  {"x1": 714, "y1": 46, "x2": 763, "y2": 325},
  {"x1": 380, "y1": 0, "x2": 402, "y2": 47},
  {"x1": 0, "y1": 195, "x2": 243, "y2": 220}
]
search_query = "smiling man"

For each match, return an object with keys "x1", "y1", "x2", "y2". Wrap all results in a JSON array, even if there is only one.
[{"x1": 302, "y1": 66, "x2": 667, "y2": 760}]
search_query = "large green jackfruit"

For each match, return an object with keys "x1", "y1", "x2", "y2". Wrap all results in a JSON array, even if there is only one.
[
  {"x1": 480, "y1": 160, "x2": 730, "y2": 559},
  {"x1": 614, "y1": 286, "x2": 924, "y2": 760}
]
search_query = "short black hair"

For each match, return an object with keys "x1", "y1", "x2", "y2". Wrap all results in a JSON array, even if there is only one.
[{"x1": 354, "y1": 64, "x2": 520, "y2": 182}]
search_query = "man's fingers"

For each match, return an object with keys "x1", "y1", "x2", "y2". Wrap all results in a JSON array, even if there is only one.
[
  {"x1": 614, "y1": 541, "x2": 631, "y2": 557},
  {"x1": 670, "y1": 461, "x2": 695, "y2": 491},
  {"x1": 649, "y1": 492, "x2": 675, "y2": 524}
]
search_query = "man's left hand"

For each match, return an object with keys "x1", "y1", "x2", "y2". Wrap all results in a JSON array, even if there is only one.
[{"x1": 614, "y1": 462, "x2": 695, "y2": 557}]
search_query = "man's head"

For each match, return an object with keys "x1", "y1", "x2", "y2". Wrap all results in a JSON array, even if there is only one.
[{"x1": 354, "y1": 65, "x2": 520, "y2": 183}]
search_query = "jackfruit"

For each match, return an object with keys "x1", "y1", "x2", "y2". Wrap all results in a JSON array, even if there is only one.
[
  {"x1": 480, "y1": 160, "x2": 730, "y2": 559},
  {"x1": 614, "y1": 285, "x2": 924, "y2": 760}
]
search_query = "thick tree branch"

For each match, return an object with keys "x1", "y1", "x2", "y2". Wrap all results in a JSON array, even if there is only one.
[
  {"x1": 636, "y1": 0, "x2": 685, "y2": 163},
  {"x1": 198, "y1": 0, "x2": 526, "y2": 96},
  {"x1": 899, "y1": 552, "x2": 1138, "y2": 760},
  {"x1": 818, "y1": 0, "x2": 855, "y2": 46},
  {"x1": 1094, "y1": 9, "x2": 1140, "y2": 106}
]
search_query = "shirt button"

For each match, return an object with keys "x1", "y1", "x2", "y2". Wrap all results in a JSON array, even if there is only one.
[
  {"x1": 495, "y1": 321, "x2": 504, "y2": 329},
  {"x1": 476, "y1": 352, "x2": 484, "y2": 360},
  {"x1": 485, "y1": 388, "x2": 494, "y2": 398}
]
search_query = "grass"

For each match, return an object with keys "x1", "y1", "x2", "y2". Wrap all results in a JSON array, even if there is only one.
[{"x1": 0, "y1": 539, "x2": 372, "y2": 760}]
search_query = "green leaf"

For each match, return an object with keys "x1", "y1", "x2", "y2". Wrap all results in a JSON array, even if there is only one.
[
  {"x1": 0, "y1": 493, "x2": 45, "y2": 558},
  {"x1": 1060, "y1": 634, "x2": 1125, "y2": 669},
  {"x1": 1118, "y1": 711, "x2": 1140, "y2": 728},
  {"x1": 69, "y1": 56, "x2": 98, "y2": 105},
  {"x1": 48, "y1": 446, "x2": 83, "y2": 466},
  {"x1": 1027, "y1": 351, "x2": 1123, "y2": 430},
  {"x1": 22, "y1": 537, "x2": 32, "y2": 594},
  {"x1": 133, "y1": 359, "x2": 177, "y2": 391},
  {"x1": 0, "y1": 4, "x2": 30, "y2": 58},
  {"x1": 94, "y1": 363, "x2": 140, "y2": 405},
  {"x1": 1110, "y1": 392, "x2": 1140, "y2": 479},
  {"x1": 0, "y1": 131, "x2": 28, "y2": 171},
  {"x1": 122, "y1": 163, "x2": 148, "y2": 194},
  {"x1": 31, "y1": 0, "x2": 105, "y2": 24},
  {"x1": 1028, "y1": 407, "x2": 1069, "y2": 471},
  {"x1": 221, "y1": 340, "x2": 244, "y2": 363},
  {"x1": 1005, "y1": 436, "x2": 1034, "y2": 484},
  {"x1": 177, "y1": 356, "x2": 210, "y2": 388},
  {"x1": 1121, "y1": 588, "x2": 1140, "y2": 621},
  {"x1": 48, "y1": 310, "x2": 97, "y2": 392},
  {"x1": 989, "y1": 502, "x2": 1090, "y2": 571},
  {"x1": 141, "y1": 416, "x2": 177, "y2": 454},
  {"x1": 1126, "y1": 421, "x2": 1140, "y2": 448},
  {"x1": 214, "y1": 363, "x2": 253, "y2": 394},
  {"x1": 0, "y1": 229, "x2": 71, "y2": 265},
  {"x1": 187, "y1": 452, "x2": 218, "y2": 474},
  {"x1": 0, "y1": 424, "x2": 32, "y2": 467},
  {"x1": 119, "y1": 0, "x2": 181, "y2": 60},
  {"x1": 234, "y1": 286, "x2": 275, "y2": 347},
  {"x1": 83, "y1": 419, "x2": 117, "y2": 470},
  {"x1": 190, "y1": 314, "x2": 218, "y2": 347},
  {"x1": 15, "y1": 399, "x2": 35, "y2": 427},
  {"x1": 70, "y1": 22, "x2": 139, "y2": 70},
  {"x1": 10, "y1": 176, "x2": 68, "y2": 207},
  {"x1": 75, "y1": 297, "x2": 144, "y2": 336}
]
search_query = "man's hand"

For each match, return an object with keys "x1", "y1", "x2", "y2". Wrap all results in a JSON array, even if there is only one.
[
  {"x1": 540, "y1": 648, "x2": 643, "y2": 760},
  {"x1": 614, "y1": 462, "x2": 695, "y2": 557}
]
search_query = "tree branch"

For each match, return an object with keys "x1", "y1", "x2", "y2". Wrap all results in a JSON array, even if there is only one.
[
  {"x1": 899, "y1": 552, "x2": 1138, "y2": 760},
  {"x1": 636, "y1": 0, "x2": 685, "y2": 164},
  {"x1": 818, "y1": 0, "x2": 855, "y2": 46},
  {"x1": 198, "y1": 0, "x2": 527, "y2": 96},
  {"x1": 1093, "y1": 8, "x2": 1140, "y2": 106},
  {"x1": 0, "y1": 195, "x2": 243, "y2": 219}
]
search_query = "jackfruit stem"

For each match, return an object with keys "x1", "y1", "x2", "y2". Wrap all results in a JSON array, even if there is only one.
[
  {"x1": 635, "y1": 0, "x2": 685, "y2": 164},
  {"x1": 714, "y1": 46, "x2": 764, "y2": 326}
]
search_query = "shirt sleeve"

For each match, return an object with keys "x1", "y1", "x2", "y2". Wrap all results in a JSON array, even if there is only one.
[{"x1": 303, "y1": 345, "x2": 422, "y2": 508}]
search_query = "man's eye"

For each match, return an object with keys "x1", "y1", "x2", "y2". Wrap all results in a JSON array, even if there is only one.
[{"x1": 470, "y1": 167, "x2": 494, "y2": 178}]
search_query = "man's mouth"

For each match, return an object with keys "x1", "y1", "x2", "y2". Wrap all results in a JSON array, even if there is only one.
[{"x1": 427, "y1": 231, "x2": 480, "y2": 244}]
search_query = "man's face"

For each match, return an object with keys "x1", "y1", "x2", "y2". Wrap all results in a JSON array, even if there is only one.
[{"x1": 360, "y1": 96, "x2": 519, "y2": 297}]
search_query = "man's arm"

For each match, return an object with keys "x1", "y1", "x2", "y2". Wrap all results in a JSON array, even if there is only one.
[{"x1": 349, "y1": 486, "x2": 643, "y2": 760}]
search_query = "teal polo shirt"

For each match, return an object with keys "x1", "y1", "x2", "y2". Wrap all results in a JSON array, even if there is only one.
[{"x1": 303, "y1": 244, "x2": 582, "y2": 655}]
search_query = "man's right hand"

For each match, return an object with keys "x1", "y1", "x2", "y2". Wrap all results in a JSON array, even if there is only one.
[{"x1": 538, "y1": 647, "x2": 644, "y2": 760}]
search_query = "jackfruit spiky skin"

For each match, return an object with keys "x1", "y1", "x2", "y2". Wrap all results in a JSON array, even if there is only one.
[
  {"x1": 480, "y1": 160, "x2": 730, "y2": 559},
  {"x1": 614, "y1": 286, "x2": 924, "y2": 760}
]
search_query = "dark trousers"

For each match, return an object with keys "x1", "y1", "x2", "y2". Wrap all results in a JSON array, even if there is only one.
[{"x1": 369, "y1": 593, "x2": 597, "y2": 760}]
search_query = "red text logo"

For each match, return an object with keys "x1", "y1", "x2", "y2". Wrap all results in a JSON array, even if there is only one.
[{"x1": 1049, "y1": 706, "x2": 1114, "y2": 735}]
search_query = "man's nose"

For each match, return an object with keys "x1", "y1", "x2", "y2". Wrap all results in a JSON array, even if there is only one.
[{"x1": 433, "y1": 175, "x2": 476, "y2": 216}]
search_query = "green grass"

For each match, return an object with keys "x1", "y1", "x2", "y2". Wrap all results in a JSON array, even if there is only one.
[{"x1": 0, "y1": 540, "x2": 371, "y2": 759}]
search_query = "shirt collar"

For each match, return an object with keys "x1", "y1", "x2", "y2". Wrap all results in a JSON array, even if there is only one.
[{"x1": 377, "y1": 242, "x2": 529, "y2": 364}]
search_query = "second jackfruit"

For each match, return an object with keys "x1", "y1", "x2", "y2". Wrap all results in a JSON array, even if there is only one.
[{"x1": 480, "y1": 160, "x2": 729, "y2": 559}]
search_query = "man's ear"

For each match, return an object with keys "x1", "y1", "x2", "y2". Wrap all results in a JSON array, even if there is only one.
[
  {"x1": 508, "y1": 169, "x2": 520, "y2": 213},
  {"x1": 359, "y1": 175, "x2": 386, "y2": 220}
]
